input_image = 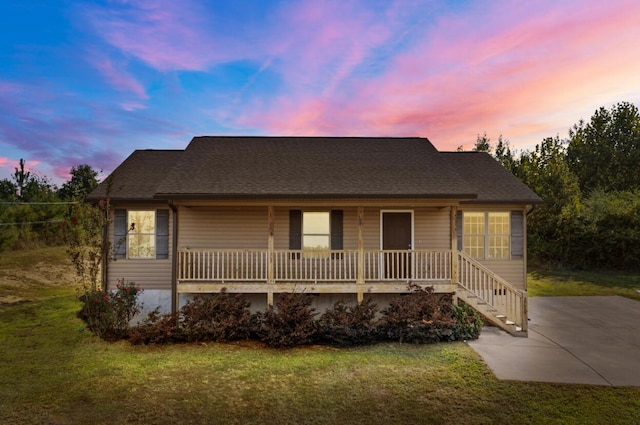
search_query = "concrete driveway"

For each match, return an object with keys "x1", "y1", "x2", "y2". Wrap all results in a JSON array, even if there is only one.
[{"x1": 468, "y1": 296, "x2": 640, "y2": 386}]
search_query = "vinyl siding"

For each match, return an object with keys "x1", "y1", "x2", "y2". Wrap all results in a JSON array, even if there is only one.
[
  {"x1": 179, "y1": 206, "x2": 268, "y2": 249},
  {"x1": 475, "y1": 259, "x2": 526, "y2": 290},
  {"x1": 414, "y1": 207, "x2": 450, "y2": 250},
  {"x1": 107, "y1": 203, "x2": 173, "y2": 291}
]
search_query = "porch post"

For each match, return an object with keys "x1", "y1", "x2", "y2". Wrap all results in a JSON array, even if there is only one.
[
  {"x1": 450, "y1": 206, "x2": 458, "y2": 286},
  {"x1": 357, "y1": 206, "x2": 365, "y2": 303},
  {"x1": 267, "y1": 205, "x2": 275, "y2": 306}
]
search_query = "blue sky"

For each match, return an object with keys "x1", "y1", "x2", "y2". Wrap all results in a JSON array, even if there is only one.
[{"x1": 1, "y1": 0, "x2": 639, "y2": 185}]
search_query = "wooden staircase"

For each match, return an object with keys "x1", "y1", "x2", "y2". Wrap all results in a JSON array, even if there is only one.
[{"x1": 456, "y1": 251, "x2": 528, "y2": 337}]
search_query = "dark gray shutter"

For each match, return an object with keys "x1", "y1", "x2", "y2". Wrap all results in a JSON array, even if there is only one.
[
  {"x1": 456, "y1": 211, "x2": 463, "y2": 251},
  {"x1": 289, "y1": 210, "x2": 302, "y2": 250},
  {"x1": 511, "y1": 211, "x2": 524, "y2": 259},
  {"x1": 330, "y1": 210, "x2": 343, "y2": 250},
  {"x1": 156, "y1": 210, "x2": 169, "y2": 259},
  {"x1": 114, "y1": 209, "x2": 127, "y2": 259}
]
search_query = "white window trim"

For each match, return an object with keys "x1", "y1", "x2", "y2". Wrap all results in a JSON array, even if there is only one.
[
  {"x1": 127, "y1": 210, "x2": 157, "y2": 260},
  {"x1": 462, "y1": 211, "x2": 510, "y2": 260}
]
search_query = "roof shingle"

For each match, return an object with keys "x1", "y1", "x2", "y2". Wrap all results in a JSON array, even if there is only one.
[{"x1": 88, "y1": 136, "x2": 541, "y2": 204}]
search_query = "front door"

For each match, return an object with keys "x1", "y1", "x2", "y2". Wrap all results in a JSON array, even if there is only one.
[{"x1": 382, "y1": 212, "x2": 412, "y2": 279}]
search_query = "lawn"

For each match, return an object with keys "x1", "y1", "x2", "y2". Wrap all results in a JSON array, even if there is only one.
[
  {"x1": 1, "y1": 247, "x2": 640, "y2": 424},
  {"x1": 528, "y1": 266, "x2": 640, "y2": 301}
]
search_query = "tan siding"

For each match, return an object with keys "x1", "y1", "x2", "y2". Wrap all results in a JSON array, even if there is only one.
[
  {"x1": 274, "y1": 207, "x2": 290, "y2": 250},
  {"x1": 363, "y1": 208, "x2": 380, "y2": 249},
  {"x1": 179, "y1": 206, "x2": 268, "y2": 249},
  {"x1": 476, "y1": 259, "x2": 526, "y2": 290},
  {"x1": 107, "y1": 203, "x2": 173, "y2": 291},
  {"x1": 414, "y1": 207, "x2": 450, "y2": 250},
  {"x1": 108, "y1": 259, "x2": 173, "y2": 290}
]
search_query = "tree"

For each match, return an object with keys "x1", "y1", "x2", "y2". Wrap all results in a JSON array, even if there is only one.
[
  {"x1": 473, "y1": 132, "x2": 492, "y2": 153},
  {"x1": 58, "y1": 164, "x2": 99, "y2": 201},
  {"x1": 518, "y1": 136, "x2": 581, "y2": 264},
  {"x1": 0, "y1": 179, "x2": 16, "y2": 201},
  {"x1": 13, "y1": 158, "x2": 31, "y2": 201},
  {"x1": 567, "y1": 102, "x2": 640, "y2": 192}
]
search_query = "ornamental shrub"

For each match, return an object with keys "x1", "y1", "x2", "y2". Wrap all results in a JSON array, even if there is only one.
[
  {"x1": 451, "y1": 302, "x2": 483, "y2": 340},
  {"x1": 319, "y1": 298, "x2": 379, "y2": 347},
  {"x1": 128, "y1": 308, "x2": 183, "y2": 345},
  {"x1": 180, "y1": 290, "x2": 254, "y2": 342},
  {"x1": 78, "y1": 279, "x2": 142, "y2": 340},
  {"x1": 256, "y1": 293, "x2": 319, "y2": 348},
  {"x1": 379, "y1": 284, "x2": 456, "y2": 344}
]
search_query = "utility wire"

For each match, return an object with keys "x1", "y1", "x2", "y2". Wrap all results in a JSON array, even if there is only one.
[
  {"x1": 0, "y1": 201, "x2": 78, "y2": 205},
  {"x1": 0, "y1": 219, "x2": 66, "y2": 227}
]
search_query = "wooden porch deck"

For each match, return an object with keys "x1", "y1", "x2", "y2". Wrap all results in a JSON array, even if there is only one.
[{"x1": 177, "y1": 248, "x2": 528, "y2": 336}]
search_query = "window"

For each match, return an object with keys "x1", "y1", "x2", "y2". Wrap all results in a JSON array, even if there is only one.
[
  {"x1": 114, "y1": 209, "x2": 169, "y2": 260},
  {"x1": 463, "y1": 212, "x2": 510, "y2": 259},
  {"x1": 303, "y1": 211, "x2": 330, "y2": 257},
  {"x1": 128, "y1": 211, "x2": 156, "y2": 259},
  {"x1": 289, "y1": 210, "x2": 343, "y2": 257}
]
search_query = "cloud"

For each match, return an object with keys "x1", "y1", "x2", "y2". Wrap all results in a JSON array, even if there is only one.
[
  {"x1": 0, "y1": 79, "x2": 187, "y2": 183},
  {"x1": 84, "y1": 0, "x2": 249, "y2": 72},
  {"x1": 234, "y1": 0, "x2": 640, "y2": 150},
  {"x1": 91, "y1": 56, "x2": 148, "y2": 100}
]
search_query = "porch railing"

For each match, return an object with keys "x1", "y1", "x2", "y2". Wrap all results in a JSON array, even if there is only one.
[
  {"x1": 457, "y1": 251, "x2": 528, "y2": 331},
  {"x1": 178, "y1": 249, "x2": 452, "y2": 283}
]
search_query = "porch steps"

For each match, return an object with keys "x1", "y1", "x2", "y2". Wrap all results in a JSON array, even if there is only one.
[{"x1": 456, "y1": 286, "x2": 527, "y2": 337}]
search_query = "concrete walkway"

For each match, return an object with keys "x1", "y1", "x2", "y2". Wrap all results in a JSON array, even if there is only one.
[{"x1": 468, "y1": 296, "x2": 640, "y2": 386}]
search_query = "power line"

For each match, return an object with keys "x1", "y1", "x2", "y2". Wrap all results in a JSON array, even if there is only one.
[
  {"x1": 0, "y1": 219, "x2": 66, "y2": 227},
  {"x1": 0, "y1": 201, "x2": 78, "y2": 205}
]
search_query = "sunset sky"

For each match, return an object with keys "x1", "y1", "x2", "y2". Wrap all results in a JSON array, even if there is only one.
[{"x1": 1, "y1": 0, "x2": 639, "y2": 184}]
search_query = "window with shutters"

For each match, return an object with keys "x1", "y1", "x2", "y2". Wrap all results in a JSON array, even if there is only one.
[
  {"x1": 114, "y1": 209, "x2": 169, "y2": 260},
  {"x1": 289, "y1": 210, "x2": 342, "y2": 258},
  {"x1": 463, "y1": 212, "x2": 510, "y2": 259}
]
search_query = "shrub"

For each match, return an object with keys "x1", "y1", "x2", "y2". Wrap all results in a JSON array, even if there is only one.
[
  {"x1": 256, "y1": 293, "x2": 319, "y2": 348},
  {"x1": 379, "y1": 284, "x2": 456, "y2": 344},
  {"x1": 180, "y1": 291, "x2": 254, "y2": 342},
  {"x1": 451, "y1": 302, "x2": 483, "y2": 340},
  {"x1": 128, "y1": 308, "x2": 183, "y2": 345},
  {"x1": 319, "y1": 298, "x2": 379, "y2": 347},
  {"x1": 78, "y1": 279, "x2": 142, "y2": 340}
]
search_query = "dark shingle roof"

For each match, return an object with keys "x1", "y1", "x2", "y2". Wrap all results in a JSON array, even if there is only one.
[
  {"x1": 88, "y1": 150, "x2": 183, "y2": 202},
  {"x1": 88, "y1": 136, "x2": 541, "y2": 204},
  {"x1": 440, "y1": 152, "x2": 543, "y2": 204},
  {"x1": 153, "y1": 136, "x2": 476, "y2": 198}
]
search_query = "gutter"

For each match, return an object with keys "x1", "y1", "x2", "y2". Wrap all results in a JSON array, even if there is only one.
[{"x1": 168, "y1": 200, "x2": 178, "y2": 314}]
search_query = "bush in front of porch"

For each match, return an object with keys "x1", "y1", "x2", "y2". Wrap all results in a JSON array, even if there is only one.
[{"x1": 122, "y1": 287, "x2": 483, "y2": 348}]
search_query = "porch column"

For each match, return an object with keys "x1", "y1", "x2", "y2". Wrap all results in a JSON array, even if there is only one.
[
  {"x1": 267, "y1": 205, "x2": 275, "y2": 306},
  {"x1": 450, "y1": 206, "x2": 458, "y2": 286},
  {"x1": 357, "y1": 206, "x2": 365, "y2": 303}
]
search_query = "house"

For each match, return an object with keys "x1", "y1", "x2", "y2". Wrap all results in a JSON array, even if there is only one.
[{"x1": 88, "y1": 136, "x2": 542, "y2": 336}]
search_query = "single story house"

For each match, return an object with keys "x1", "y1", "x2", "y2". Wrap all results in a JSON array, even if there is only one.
[{"x1": 88, "y1": 136, "x2": 542, "y2": 336}]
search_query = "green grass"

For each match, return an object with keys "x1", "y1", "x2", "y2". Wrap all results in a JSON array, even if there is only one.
[
  {"x1": 1, "y1": 248, "x2": 640, "y2": 424},
  {"x1": 528, "y1": 266, "x2": 640, "y2": 301}
]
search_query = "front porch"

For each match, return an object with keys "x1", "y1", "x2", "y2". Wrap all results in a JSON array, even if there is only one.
[
  {"x1": 178, "y1": 248, "x2": 456, "y2": 295},
  {"x1": 177, "y1": 247, "x2": 528, "y2": 336}
]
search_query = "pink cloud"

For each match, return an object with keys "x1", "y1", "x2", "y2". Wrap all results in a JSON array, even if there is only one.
[
  {"x1": 85, "y1": 0, "x2": 247, "y2": 72},
  {"x1": 237, "y1": 0, "x2": 640, "y2": 151},
  {"x1": 92, "y1": 56, "x2": 148, "y2": 100}
]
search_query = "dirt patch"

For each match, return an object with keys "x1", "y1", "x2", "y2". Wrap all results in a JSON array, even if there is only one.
[{"x1": 0, "y1": 251, "x2": 78, "y2": 309}]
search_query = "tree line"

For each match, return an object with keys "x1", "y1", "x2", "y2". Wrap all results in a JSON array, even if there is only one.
[
  {"x1": 0, "y1": 162, "x2": 98, "y2": 251},
  {"x1": 474, "y1": 101, "x2": 640, "y2": 270},
  {"x1": 3, "y1": 101, "x2": 639, "y2": 270}
]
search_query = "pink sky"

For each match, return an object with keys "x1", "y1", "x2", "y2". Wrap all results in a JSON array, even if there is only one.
[{"x1": 1, "y1": 0, "x2": 639, "y2": 183}]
